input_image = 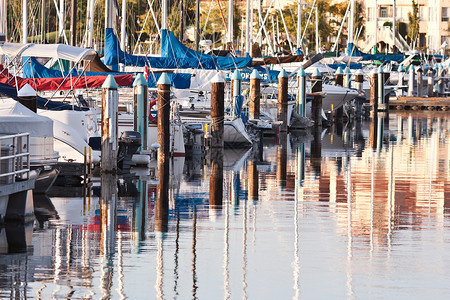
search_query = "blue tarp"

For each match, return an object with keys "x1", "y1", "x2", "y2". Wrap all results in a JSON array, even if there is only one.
[
  {"x1": 347, "y1": 43, "x2": 405, "y2": 62},
  {"x1": 23, "y1": 57, "x2": 124, "y2": 79},
  {"x1": 103, "y1": 28, "x2": 252, "y2": 70},
  {"x1": 22, "y1": 56, "x2": 191, "y2": 89}
]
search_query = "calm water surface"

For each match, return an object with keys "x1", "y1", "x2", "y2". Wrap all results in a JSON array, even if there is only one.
[{"x1": 1, "y1": 112, "x2": 449, "y2": 299}]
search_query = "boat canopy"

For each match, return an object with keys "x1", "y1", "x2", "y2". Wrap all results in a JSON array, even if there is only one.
[
  {"x1": 0, "y1": 43, "x2": 97, "y2": 62},
  {"x1": 0, "y1": 43, "x2": 33, "y2": 59},
  {"x1": 103, "y1": 28, "x2": 252, "y2": 70}
]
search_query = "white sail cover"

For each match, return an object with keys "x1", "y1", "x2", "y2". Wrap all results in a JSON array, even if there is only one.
[
  {"x1": 0, "y1": 98, "x2": 53, "y2": 137},
  {"x1": 0, "y1": 43, "x2": 32, "y2": 58},
  {"x1": 0, "y1": 43, "x2": 97, "y2": 62}
]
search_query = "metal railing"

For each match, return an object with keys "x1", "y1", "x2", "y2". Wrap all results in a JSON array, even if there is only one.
[{"x1": 0, "y1": 133, "x2": 30, "y2": 184}]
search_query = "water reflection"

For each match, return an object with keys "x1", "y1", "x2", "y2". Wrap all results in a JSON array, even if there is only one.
[{"x1": 0, "y1": 112, "x2": 449, "y2": 298}]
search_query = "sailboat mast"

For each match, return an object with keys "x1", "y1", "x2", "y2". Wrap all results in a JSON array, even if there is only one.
[
  {"x1": 195, "y1": 0, "x2": 199, "y2": 51},
  {"x1": 121, "y1": 0, "x2": 127, "y2": 50},
  {"x1": 0, "y1": 0, "x2": 6, "y2": 38},
  {"x1": 393, "y1": 0, "x2": 396, "y2": 51},
  {"x1": 70, "y1": 0, "x2": 77, "y2": 46},
  {"x1": 374, "y1": 0, "x2": 377, "y2": 52},
  {"x1": 59, "y1": 0, "x2": 64, "y2": 43},
  {"x1": 315, "y1": 7, "x2": 319, "y2": 53},
  {"x1": 41, "y1": 0, "x2": 46, "y2": 43},
  {"x1": 23, "y1": 0, "x2": 28, "y2": 43},
  {"x1": 245, "y1": 0, "x2": 251, "y2": 55},
  {"x1": 86, "y1": 0, "x2": 95, "y2": 48},
  {"x1": 297, "y1": 0, "x2": 301, "y2": 53},
  {"x1": 161, "y1": 0, "x2": 167, "y2": 30},
  {"x1": 348, "y1": 0, "x2": 354, "y2": 44},
  {"x1": 105, "y1": 0, "x2": 115, "y2": 29},
  {"x1": 228, "y1": 0, "x2": 234, "y2": 48}
]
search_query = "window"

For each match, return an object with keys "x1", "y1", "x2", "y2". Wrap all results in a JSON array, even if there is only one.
[
  {"x1": 380, "y1": 7, "x2": 388, "y2": 18},
  {"x1": 420, "y1": 6, "x2": 426, "y2": 21},
  {"x1": 442, "y1": 7, "x2": 449, "y2": 22},
  {"x1": 368, "y1": 7, "x2": 375, "y2": 21}
]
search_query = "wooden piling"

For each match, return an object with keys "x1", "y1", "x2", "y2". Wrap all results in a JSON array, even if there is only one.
[
  {"x1": 249, "y1": 69, "x2": 261, "y2": 120},
  {"x1": 157, "y1": 73, "x2": 171, "y2": 161},
  {"x1": 408, "y1": 65, "x2": 415, "y2": 97},
  {"x1": 344, "y1": 67, "x2": 352, "y2": 88},
  {"x1": 311, "y1": 68, "x2": 323, "y2": 127},
  {"x1": 155, "y1": 158, "x2": 169, "y2": 232},
  {"x1": 248, "y1": 160, "x2": 259, "y2": 200},
  {"x1": 209, "y1": 73, "x2": 225, "y2": 208},
  {"x1": 438, "y1": 64, "x2": 445, "y2": 96},
  {"x1": 377, "y1": 67, "x2": 385, "y2": 107},
  {"x1": 276, "y1": 132, "x2": 287, "y2": 187},
  {"x1": 297, "y1": 67, "x2": 307, "y2": 118},
  {"x1": 231, "y1": 70, "x2": 242, "y2": 118},
  {"x1": 101, "y1": 75, "x2": 119, "y2": 174},
  {"x1": 369, "y1": 69, "x2": 378, "y2": 113},
  {"x1": 277, "y1": 69, "x2": 289, "y2": 132},
  {"x1": 427, "y1": 68, "x2": 434, "y2": 97},
  {"x1": 396, "y1": 65, "x2": 405, "y2": 97},
  {"x1": 334, "y1": 66, "x2": 344, "y2": 86},
  {"x1": 133, "y1": 73, "x2": 148, "y2": 151},
  {"x1": 17, "y1": 84, "x2": 37, "y2": 113},
  {"x1": 416, "y1": 67, "x2": 423, "y2": 97},
  {"x1": 210, "y1": 73, "x2": 225, "y2": 149},
  {"x1": 354, "y1": 69, "x2": 364, "y2": 119}
]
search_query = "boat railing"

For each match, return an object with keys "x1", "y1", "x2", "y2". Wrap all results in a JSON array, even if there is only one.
[{"x1": 0, "y1": 133, "x2": 30, "y2": 185}]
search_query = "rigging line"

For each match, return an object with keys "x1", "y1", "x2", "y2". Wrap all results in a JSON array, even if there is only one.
[
  {"x1": 300, "y1": 0, "x2": 317, "y2": 46},
  {"x1": 133, "y1": 0, "x2": 156, "y2": 55},
  {"x1": 201, "y1": 0, "x2": 215, "y2": 41},
  {"x1": 277, "y1": 0, "x2": 294, "y2": 54},
  {"x1": 254, "y1": 0, "x2": 275, "y2": 42}
]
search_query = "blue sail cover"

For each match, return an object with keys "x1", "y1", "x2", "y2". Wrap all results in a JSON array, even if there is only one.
[
  {"x1": 103, "y1": 28, "x2": 252, "y2": 70},
  {"x1": 347, "y1": 43, "x2": 404, "y2": 62},
  {"x1": 22, "y1": 56, "x2": 191, "y2": 89}
]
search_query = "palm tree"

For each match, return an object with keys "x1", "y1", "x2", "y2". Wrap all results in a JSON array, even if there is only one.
[{"x1": 407, "y1": 0, "x2": 419, "y2": 49}]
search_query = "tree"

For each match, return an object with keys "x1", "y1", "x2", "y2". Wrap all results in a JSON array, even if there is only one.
[{"x1": 407, "y1": 0, "x2": 419, "y2": 49}]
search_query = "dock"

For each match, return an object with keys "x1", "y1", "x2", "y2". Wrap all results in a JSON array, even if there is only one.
[{"x1": 390, "y1": 96, "x2": 450, "y2": 111}]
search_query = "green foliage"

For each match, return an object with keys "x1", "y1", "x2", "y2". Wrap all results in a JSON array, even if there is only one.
[{"x1": 407, "y1": 0, "x2": 420, "y2": 48}]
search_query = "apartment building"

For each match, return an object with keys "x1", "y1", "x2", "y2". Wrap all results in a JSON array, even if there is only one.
[{"x1": 361, "y1": 0, "x2": 450, "y2": 52}]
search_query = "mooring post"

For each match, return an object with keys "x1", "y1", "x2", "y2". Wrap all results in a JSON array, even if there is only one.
[
  {"x1": 377, "y1": 66, "x2": 385, "y2": 110},
  {"x1": 369, "y1": 68, "x2": 378, "y2": 113},
  {"x1": 248, "y1": 160, "x2": 259, "y2": 200},
  {"x1": 156, "y1": 157, "x2": 169, "y2": 232},
  {"x1": 427, "y1": 68, "x2": 434, "y2": 97},
  {"x1": 101, "y1": 75, "x2": 119, "y2": 174},
  {"x1": 249, "y1": 69, "x2": 261, "y2": 120},
  {"x1": 311, "y1": 68, "x2": 323, "y2": 127},
  {"x1": 416, "y1": 67, "x2": 424, "y2": 97},
  {"x1": 231, "y1": 69, "x2": 242, "y2": 118},
  {"x1": 276, "y1": 132, "x2": 287, "y2": 188},
  {"x1": 397, "y1": 65, "x2": 405, "y2": 97},
  {"x1": 209, "y1": 73, "x2": 225, "y2": 208},
  {"x1": 17, "y1": 84, "x2": 37, "y2": 113},
  {"x1": 408, "y1": 65, "x2": 415, "y2": 97},
  {"x1": 344, "y1": 66, "x2": 352, "y2": 89},
  {"x1": 277, "y1": 69, "x2": 289, "y2": 132},
  {"x1": 354, "y1": 69, "x2": 364, "y2": 119},
  {"x1": 438, "y1": 64, "x2": 445, "y2": 96},
  {"x1": 157, "y1": 73, "x2": 171, "y2": 162},
  {"x1": 133, "y1": 73, "x2": 148, "y2": 151},
  {"x1": 334, "y1": 66, "x2": 344, "y2": 86},
  {"x1": 297, "y1": 67, "x2": 307, "y2": 118}
]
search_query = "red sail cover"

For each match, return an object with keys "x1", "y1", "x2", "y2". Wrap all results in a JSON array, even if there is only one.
[{"x1": 0, "y1": 65, "x2": 132, "y2": 91}]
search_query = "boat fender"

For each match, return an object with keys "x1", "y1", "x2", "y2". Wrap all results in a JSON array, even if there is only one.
[{"x1": 149, "y1": 99, "x2": 158, "y2": 124}]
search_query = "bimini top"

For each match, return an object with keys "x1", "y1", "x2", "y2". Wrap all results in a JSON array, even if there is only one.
[{"x1": 0, "y1": 43, "x2": 97, "y2": 62}]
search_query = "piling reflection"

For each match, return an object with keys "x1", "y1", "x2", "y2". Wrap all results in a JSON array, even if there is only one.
[
  {"x1": 0, "y1": 112, "x2": 449, "y2": 299},
  {"x1": 276, "y1": 132, "x2": 287, "y2": 187},
  {"x1": 209, "y1": 147, "x2": 224, "y2": 208},
  {"x1": 156, "y1": 158, "x2": 169, "y2": 232}
]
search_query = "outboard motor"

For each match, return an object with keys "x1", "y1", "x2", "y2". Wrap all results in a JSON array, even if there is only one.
[{"x1": 117, "y1": 131, "x2": 141, "y2": 174}]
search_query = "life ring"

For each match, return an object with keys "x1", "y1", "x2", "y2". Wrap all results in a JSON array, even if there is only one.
[{"x1": 149, "y1": 99, "x2": 158, "y2": 124}]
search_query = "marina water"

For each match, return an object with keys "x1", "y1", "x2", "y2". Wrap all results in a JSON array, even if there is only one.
[{"x1": 1, "y1": 111, "x2": 449, "y2": 299}]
